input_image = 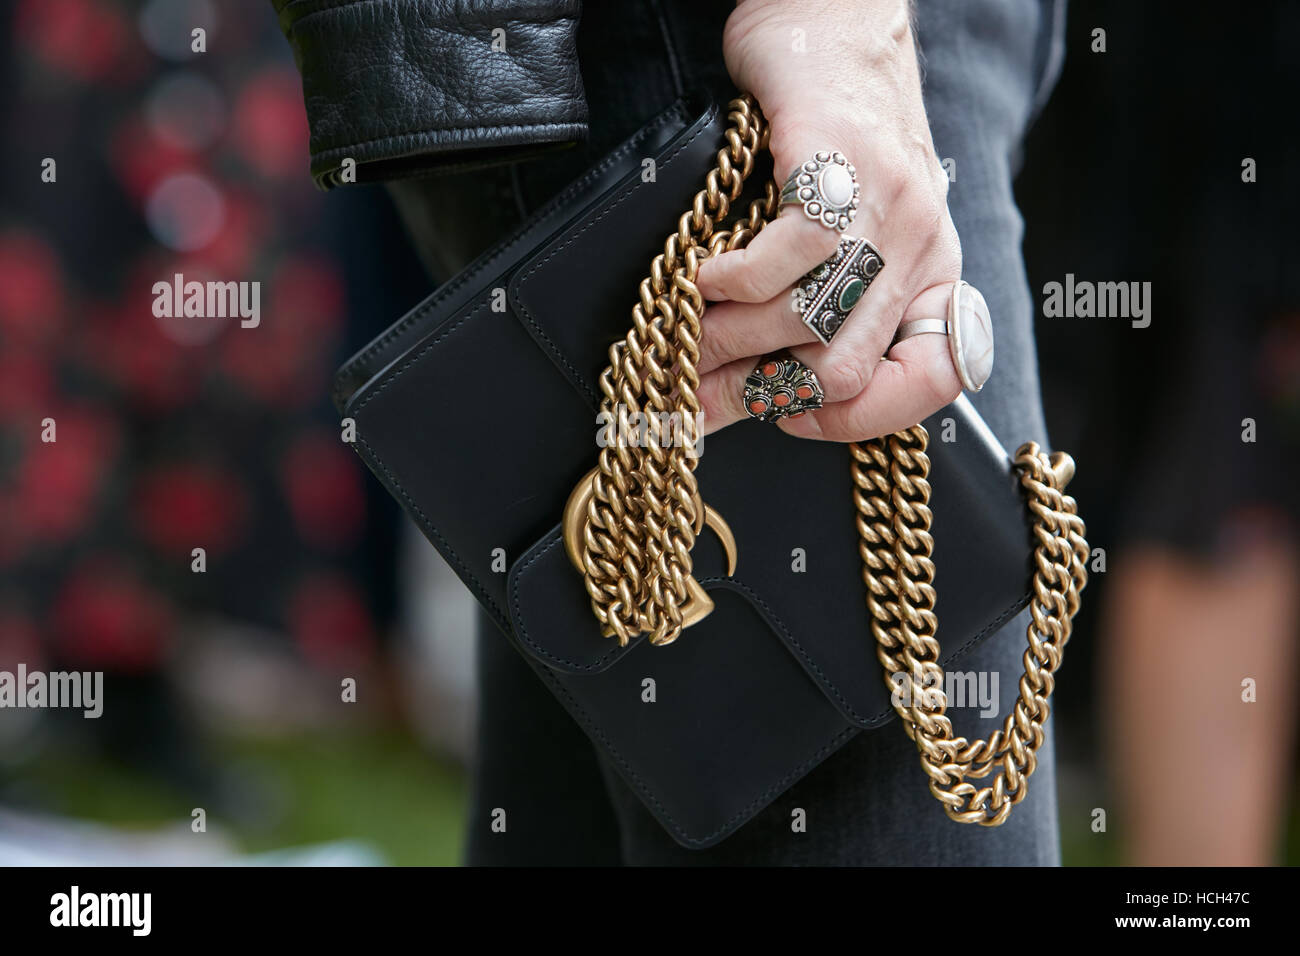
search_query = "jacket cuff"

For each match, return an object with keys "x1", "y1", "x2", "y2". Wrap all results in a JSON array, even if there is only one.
[{"x1": 273, "y1": 0, "x2": 588, "y2": 189}]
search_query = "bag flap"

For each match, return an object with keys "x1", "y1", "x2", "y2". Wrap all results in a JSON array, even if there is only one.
[{"x1": 508, "y1": 396, "x2": 1033, "y2": 729}]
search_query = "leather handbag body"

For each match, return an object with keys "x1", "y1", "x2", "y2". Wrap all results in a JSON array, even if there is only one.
[{"x1": 333, "y1": 92, "x2": 1083, "y2": 849}]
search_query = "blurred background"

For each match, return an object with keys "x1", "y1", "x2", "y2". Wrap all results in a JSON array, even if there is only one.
[{"x1": 0, "y1": 0, "x2": 1295, "y2": 865}]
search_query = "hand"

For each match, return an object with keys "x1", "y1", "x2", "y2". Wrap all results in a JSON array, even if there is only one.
[{"x1": 694, "y1": 0, "x2": 964, "y2": 441}]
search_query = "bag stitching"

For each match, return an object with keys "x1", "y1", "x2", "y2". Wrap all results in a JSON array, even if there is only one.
[
  {"x1": 342, "y1": 103, "x2": 703, "y2": 646},
  {"x1": 538, "y1": 666, "x2": 860, "y2": 846},
  {"x1": 700, "y1": 576, "x2": 1033, "y2": 724},
  {"x1": 508, "y1": 103, "x2": 719, "y2": 402},
  {"x1": 507, "y1": 530, "x2": 1032, "y2": 724},
  {"x1": 513, "y1": 556, "x2": 1028, "y2": 845},
  {"x1": 359, "y1": 423, "x2": 862, "y2": 846},
  {"x1": 510, "y1": 533, "x2": 629, "y2": 669},
  {"x1": 334, "y1": 103, "x2": 687, "y2": 408},
  {"x1": 350, "y1": 301, "x2": 504, "y2": 621},
  {"x1": 343, "y1": 98, "x2": 849, "y2": 847}
]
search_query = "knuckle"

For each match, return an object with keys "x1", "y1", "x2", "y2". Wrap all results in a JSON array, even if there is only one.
[
  {"x1": 927, "y1": 153, "x2": 952, "y2": 204},
  {"x1": 913, "y1": 205, "x2": 962, "y2": 279},
  {"x1": 727, "y1": 252, "x2": 775, "y2": 302},
  {"x1": 821, "y1": 353, "x2": 869, "y2": 400},
  {"x1": 806, "y1": 223, "x2": 840, "y2": 260},
  {"x1": 700, "y1": 315, "x2": 745, "y2": 370},
  {"x1": 774, "y1": 115, "x2": 856, "y2": 173},
  {"x1": 697, "y1": 315, "x2": 725, "y2": 364},
  {"x1": 839, "y1": 407, "x2": 882, "y2": 444},
  {"x1": 878, "y1": 154, "x2": 955, "y2": 245},
  {"x1": 697, "y1": 375, "x2": 736, "y2": 426},
  {"x1": 908, "y1": 183, "x2": 948, "y2": 233},
  {"x1": 771, "y1": 121, "x2": 813, "y2": 171},
  {"x1": 735, "y1": 272, "x2": 773, "y2": 303},
  {"x1": 873, "y1": 158, "x2": 911, "y2": 209},
  {"x1": 697, "y1": 330, "x2": 723, "y2": 372}
]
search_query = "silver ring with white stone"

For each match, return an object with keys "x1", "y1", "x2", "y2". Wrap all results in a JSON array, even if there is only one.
[
  {"x1": 891, "y1": 281, "x2": 994, "y2": 392},
  {"x1": 779, "y1": 150, "x2": 860, "y2": 232}
]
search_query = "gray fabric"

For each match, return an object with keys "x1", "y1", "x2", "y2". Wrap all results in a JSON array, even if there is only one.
[
  {"x1": 413, "y1": 0, "x2": 1070, "y2": 865},
  {"x1": 917, "y1": 0, "x2": 1066, "y2": 451}
]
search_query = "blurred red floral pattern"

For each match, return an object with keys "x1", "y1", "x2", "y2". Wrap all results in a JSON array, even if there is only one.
[{"x1": 0, "y1": 0, "x2": 386, "y2": 675}]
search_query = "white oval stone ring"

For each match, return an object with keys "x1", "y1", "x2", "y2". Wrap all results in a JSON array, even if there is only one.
[
  {"x1": 891, "y1": 280, "x2": 995, "y2": 392},
  {"x1": 778, "y1": 150, "x2": 860, "y2": 232}
]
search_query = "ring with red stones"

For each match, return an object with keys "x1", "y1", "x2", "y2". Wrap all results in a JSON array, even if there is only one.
[{"x1": 743, "y1": 354, "x2": 825, "y2": 423}]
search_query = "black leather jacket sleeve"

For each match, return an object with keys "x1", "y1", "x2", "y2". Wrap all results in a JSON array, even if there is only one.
[{"x1": 272, "y1": 0, "x2": 587, "y2": 189}]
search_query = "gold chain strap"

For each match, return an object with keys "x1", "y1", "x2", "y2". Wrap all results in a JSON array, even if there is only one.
[
  {"x1": 852, "y1": 430, "x2": 1089, "y2": 824},
  {"x1": 579, "y1": 96, "x2": 776, "y2": 646},
  {"x1": 575, "y1": 95, "x2": 1089, "y2": 824}
]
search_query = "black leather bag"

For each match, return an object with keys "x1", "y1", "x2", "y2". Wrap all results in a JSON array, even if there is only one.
[{"x1": 334, "y1": 93, "x2": 1038, "y2": 848}]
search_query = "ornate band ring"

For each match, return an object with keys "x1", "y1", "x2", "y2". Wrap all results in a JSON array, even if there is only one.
[
  {"x1": 779, "y1": 150, "x2": 860, "y2": 232},
  {"x1": 792, "y1": 236, "x2": 885, "y2": 345},
  {"x1": 743, "y1": 355, "x2": 825, "y2": 423}
]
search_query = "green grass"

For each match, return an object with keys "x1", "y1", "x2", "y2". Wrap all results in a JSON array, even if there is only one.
[
  {"x1": 14, "y1": 729, "x2": 468, "y2": 866},
  {"x1": 222, "y1": 732, "x2": 467, "y2": 865}
]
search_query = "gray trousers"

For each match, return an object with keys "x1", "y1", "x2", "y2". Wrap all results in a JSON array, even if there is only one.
[{"x1": 393, "y1": 0, "x2": 1070, "y2": 865}]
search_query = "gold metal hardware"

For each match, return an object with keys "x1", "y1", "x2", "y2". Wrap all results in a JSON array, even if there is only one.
[
  {"x1": 562, "y1": 468, "x2": 737, "y2": 642},
  {"x1": 568, "y1": 95, "x2": 775, "y2": 648}
]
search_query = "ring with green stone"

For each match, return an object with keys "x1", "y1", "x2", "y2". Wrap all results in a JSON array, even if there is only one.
[{"x1": 790, "y1": 236, "x2": 884, "y2": 346}]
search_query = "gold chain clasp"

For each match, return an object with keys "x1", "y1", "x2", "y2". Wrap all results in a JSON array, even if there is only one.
[{"x1": 561, "y1": 468, "x2": 738, "y2": 640}]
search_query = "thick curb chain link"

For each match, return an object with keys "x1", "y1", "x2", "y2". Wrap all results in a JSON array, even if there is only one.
[
  {"x1": 852, "y1": 432, "x2": 1089, "y2": 825},
  {"x1": 582, "y1": 97, "x2": 775, "y2": 646}
]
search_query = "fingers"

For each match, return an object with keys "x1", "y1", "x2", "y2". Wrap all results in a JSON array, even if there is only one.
[
  {"x1": 776, "y1": 276, "x2": 952, "y2": 392},
  {"x1": 697, "y1": 295, "x2": 818, "y2": 375},
  {"x1": 696, "y1": 124, "x2": 857, "y2": 303},
  {"x1": 696, "y1": 280, "x2": 966, "y2": 441},
  {"x1": 777, "y1": 325, "x2": 962, "y2": 442},
  {"x1": 696, "y1": 212, "x2": 839, "y2": 303},
  {"x1": 782, "y1": 265, "x2": 906, "y2": 400},
  {"x1": 695, "y1": 322, "x2": 878, "y2": 433},
  {"x1": 696, "y1": 356, "x2": 761, "y2": 434},
  {"x1": 897, "y1": 281, "x2": 955, "y2": 329},
  {"x1": 696, "y1": 330, "x2": 960, "y2": 439}
]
